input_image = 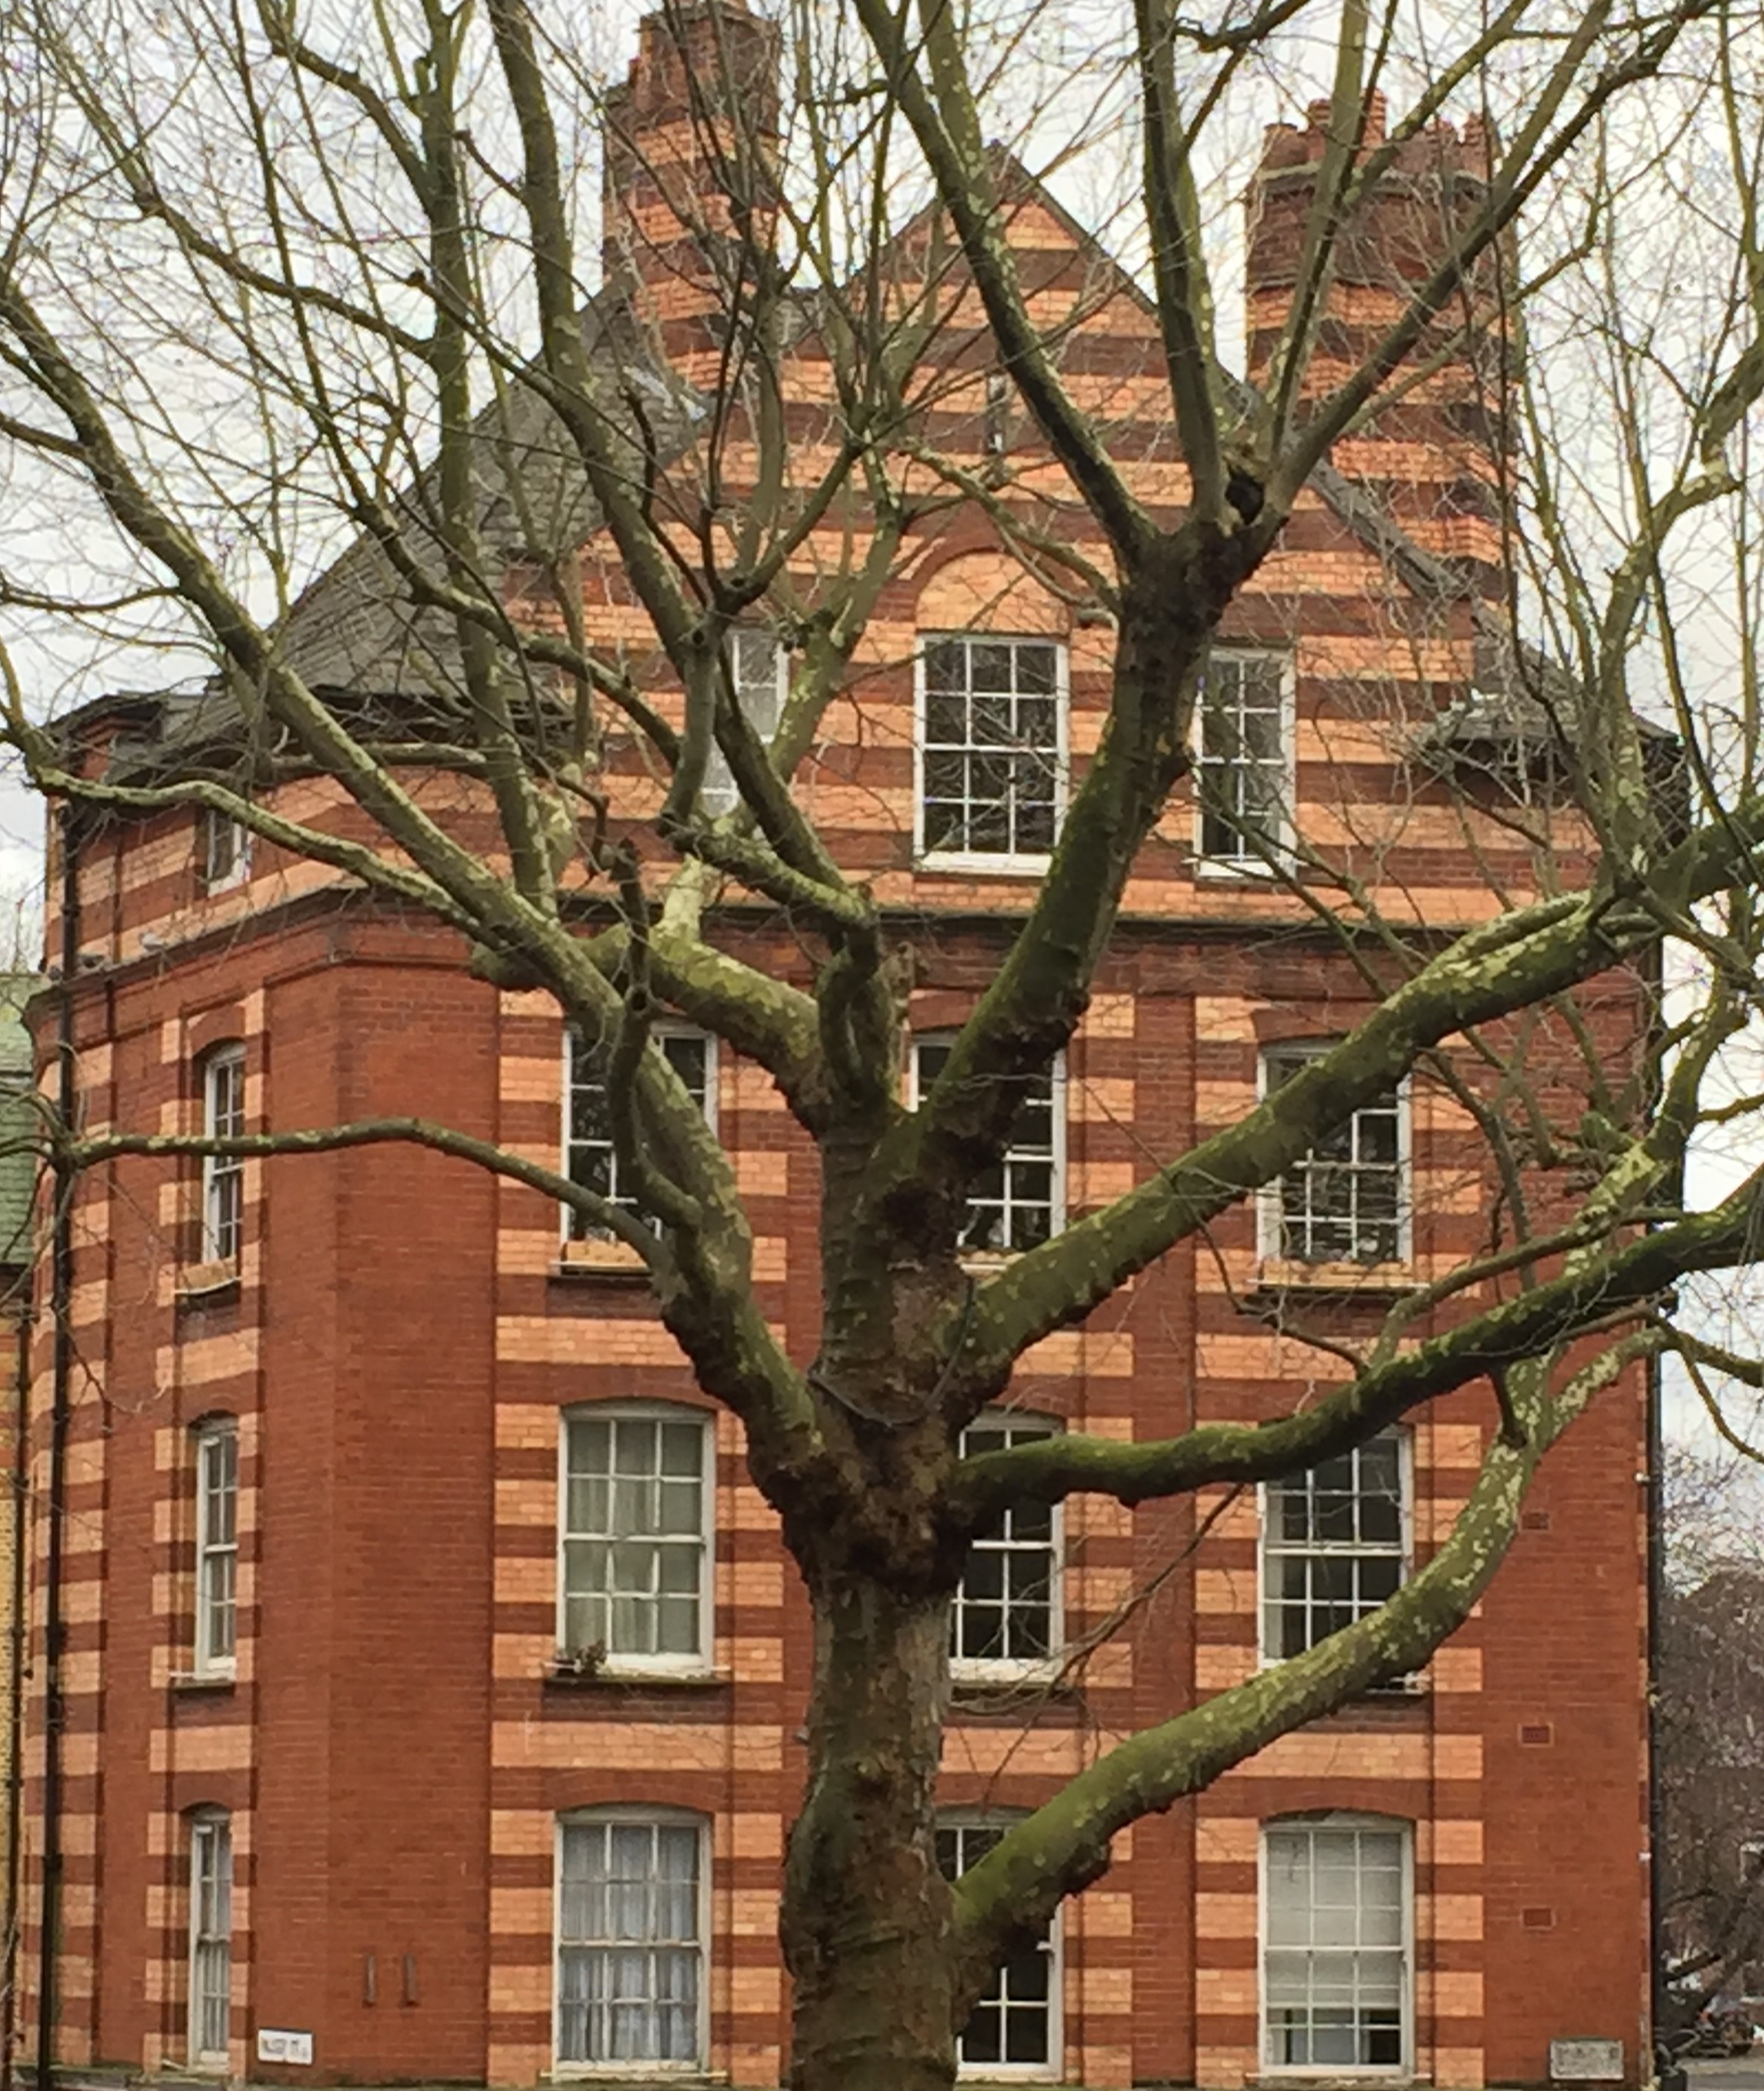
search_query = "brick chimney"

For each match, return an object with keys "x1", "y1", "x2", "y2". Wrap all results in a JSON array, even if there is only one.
[
  {"x1": 602, "y1": 0, "x2": 782, "y2": 379},
  {"x1": 1245, "y1": 95, "x2": 1512, "y2": 590}
]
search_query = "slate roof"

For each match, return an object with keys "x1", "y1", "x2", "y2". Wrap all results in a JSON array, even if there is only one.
[
  {"x1": 273, "y1": 292, "x2": 701, "y2": 705},
  {"x1": 66, "y1": 155, "x2": 1649, "y2": 779}
]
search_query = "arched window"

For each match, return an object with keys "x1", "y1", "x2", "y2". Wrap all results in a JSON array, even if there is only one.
[
  {"x1": 1261, "y1": 1813, "x2": 1412, "y2": 2075},
  {"x1": 187, "y1": 1807, "x2": 233, "y2": 2069},
  {"x1": 1259, "y1": 1429, "x2": 1409, "y2": 1663},
  {"x1": 198, "y1": 1045, "x2": 246, "y2": 1264},
  {"x1": 1194, "y1": 646, "x2": 1295, "y2": 869},
  {"x1": 555, "y1": 1807, "x2": 707, "y2": 2071},
  {"x1": 916, "y1": 632, "x2": 1068, "y2": 867},
  {"x1": 198, "y1": 808, "x2": 252, "y2": 894},
  {"x1": 952, "y1": 1409, "x2": 1062, "y2": 1680},
  {"x1": 562, "y1": 1029, "x2": 715, "y2": 1241},
  {"x1": 912, "y1": 1038, "x2": 1065, "y2": 1253},
  {"x1": 192, "y1": 1416, "x2": 238, "y2": 1677},
  {"x1": 558, "y1": 1404, "x2": 713, "y2": 1673},
  {"x1": 935, "y1": 1813, "x2": 1059, "y2": 2077},
  {"x1": 1258, "y1": 1042, "x2": 1409, "y2": 1267}
]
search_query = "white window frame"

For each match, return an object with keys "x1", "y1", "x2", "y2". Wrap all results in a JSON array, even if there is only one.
[
  {"x1": 951, "y1": 1411, "x2": 1063, "y2": 1685},
  {"x1": 936, "y1": 1814, "x2": 1062, "y2": 2079},
  {"x1": 911, "y1": 1037, "x2": 1066, "y2": 1256},
  {"x1": 200, "y1": 1046, "x2": 246, "y2": 1266},
  {"x1": 187, "y1": 1809, "x2": 233, "y2": 2070},
  {"x1": 1192, "y1": 645, "x2": 1297, "y2": 875},
  {"x1": 702, "y1": 630, "x2": 789, "y2": 816},
  {"x1": 561, "y1": 1027, "x2": 717, "y2": 1242},
  {"x1": 200, "y1": 809, "x2": 253, "y2": 893},
  {"x1": 193, "y1": 1419, "x2": 239, "y2": 1679},
  {"x1": 557, "y1": 1403, "x2": 715, "y2": 1677},
  {"x1": 554, "y1": 1806, "x2": 710, "y2": 2077},
  {"x1": 1258, "y1": 1431, "x2": 1410, "y2": 1668},
  {"x1": 915, "y1": 633, "x2": 1069, "y2": 872},
  {"x1": 1260, "y1": 1814, "x2": 1412, "y2": 2079},
  {"x1": 1256, "y1": 1044, "x2": 1411, "y2": 1268}
]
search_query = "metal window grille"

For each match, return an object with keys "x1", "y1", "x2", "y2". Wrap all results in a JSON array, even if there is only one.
[
  {"x1": 188, "y1": 1813, "x2": 232, "y2": 2066},
  {"x1": 703, "y1": 632, "x2": 787, "y2": 815},
  {"x1": 1264, "y1": 1049, "x2": 1403, "y2": 1264},
  {"x1": 195, "y1": 1425, "x2": 238, "y2": 1672},
  {"x1": 952, "y1": 1416, "x2": 1058, "y2": 1670},
  {"x1": 201, "y1": 810, "x2": 252, "y2": 892},
  {"x1": 561, "y1": 1412, "x2": 708, "y2": 1664},
  {"x1": 202, "y1": 1050, "x2": 245, "y2": 1263},
  {"x1": 1263, "y1": 1822, "x2": 1407, "y2": 2071},
  {"x1": 921, "y1": 637, "x2": 1062, "y2": 860},
  {"x1": 914, "y1": 1040, "x2": 1060, "y2": 1252},
  {"x1": 557, "y1": 1817, "x2": 703, "y2": 2066},
  {"x1": 564, "y1": 1030, "x2": 711, "y2": 1239},
  {"x1": 1196, "y1": 650, "x2": 1290, "y2": 862},
  {"x1": 936, "y1": 1820, "x2": 1055, "y2": 2071},
  {"x1": 1262, "y1": 1435, "x2": 1405, "y2": 1660}
]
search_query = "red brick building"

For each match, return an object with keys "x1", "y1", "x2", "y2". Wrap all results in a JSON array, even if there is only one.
[{"x1": 18, "y1": 12, "x2": 1654, "y2": 2089}]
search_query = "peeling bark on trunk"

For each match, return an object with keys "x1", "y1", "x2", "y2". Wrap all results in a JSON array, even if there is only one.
[{"x1": 782, "y1": 1577, "x2": 959, "y2": 2091}]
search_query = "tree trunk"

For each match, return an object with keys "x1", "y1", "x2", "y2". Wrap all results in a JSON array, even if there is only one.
[{"x1": 782, "y1": 1574, "x2": 960, "y2": 2091}]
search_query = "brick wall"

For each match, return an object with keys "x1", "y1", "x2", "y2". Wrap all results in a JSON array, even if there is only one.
[{"x1": 14, "y1": 17, "x2": 1652, "y2": 2089}]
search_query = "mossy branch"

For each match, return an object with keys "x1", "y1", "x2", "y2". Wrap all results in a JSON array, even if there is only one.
[
  {"x1": 946, "y1": 1332, "x2": 1659, "y2": 1999},
  {"x1": 965, "y1": 887, "x2": 1662, "y2": 1372},
  {"x1": 62, "y1": 1116, "x2": 659, "y2": 1259}
]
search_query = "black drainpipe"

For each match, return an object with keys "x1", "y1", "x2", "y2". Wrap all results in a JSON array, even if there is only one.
[
  {"x1": 34, "y1": 810, "x2": 78, "y2": 2091},
  {"x1": 2, "y1": 1210, "x2": 33, "y2": 2091},
  {"x1": 1646, "y1": 1337, "x2": 1669, "y2": 2083}
]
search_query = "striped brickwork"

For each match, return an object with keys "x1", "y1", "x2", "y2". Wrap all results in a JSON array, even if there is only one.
[{"x1": 15, "y1": 34, "x2": 1652, "y2": 2091}]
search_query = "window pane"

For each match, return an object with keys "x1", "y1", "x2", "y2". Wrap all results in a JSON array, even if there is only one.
[
  {"x1": 1198, "y1": 651, "x2": 1290, "y2": 861},
  {"x1": 1263, "y1": 1436, "x2": 1407, "y2": 1661},
  {"x1": 1264, "y1": 1826, "x2": 1407, "y2": 2072},
  {"x1": 557, "y1": 1819, "x2": 703, "y2": 2066},
  {"x1": 562, "y1": 1415, "x2": 706, "y2": 1661},
  {"x1": 1265, "y1": 1049, "x2": 1404, "y2": 1266},
  {"x1": 953, "y1": 1416, "x2": 1060, "y2": 1673},
  {"x1": 939, "y1": 1820, "x2": 1053, "y2": 2066},
  {"x1": 920, "y1": 638, "x2": 1062, "y2": 858}
]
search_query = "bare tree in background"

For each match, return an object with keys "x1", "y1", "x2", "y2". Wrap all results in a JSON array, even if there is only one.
[
  {"x1": 4, "y1": 0, "x2": 1764, "y2": 2082},
  {"x1": 1659, "y1": 1450, "x2": 1764, "y2": 2021}
]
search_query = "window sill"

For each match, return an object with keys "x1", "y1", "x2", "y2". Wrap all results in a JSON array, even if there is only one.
[
  {"x1": 168, "y1": 1668, "x2": 237, "y2": 1693},
  {"x1": 548, "y1": 2069, "x2": 726, "y2": 2083},
  {"x1": 918, "y1": 852, "x2": 1054, "y2": 878},
  {"x1": 1252, "y1": 1259, "x2": 1418, "y2": 1299},
  {"x1": 1193, "y1": 854, "x2": 1292, "y2": 882},
  {"x1": 951, "y1": 1660, "x2": 1063, "y2": 1689},
  {"x1": 553, "y1": 1239, "x2": 652, "y2": 1282},
  {"x1": 177, "y1": 1259, "x2": 240, "y2": 1301},
  {"x1": 545, "y1": 1661, "x2": 729, "y2": 1690},
  {"x1": 1249, "y1": 2075, "x2": 1416, "y2": 2086}
]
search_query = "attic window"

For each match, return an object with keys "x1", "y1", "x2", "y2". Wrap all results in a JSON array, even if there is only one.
[
  {"x1": 702, "y1": 632, "x2": 787, "y2": 817},
  {"x1": 199, "y1": 809, "x2": 252, "y2": 893}
]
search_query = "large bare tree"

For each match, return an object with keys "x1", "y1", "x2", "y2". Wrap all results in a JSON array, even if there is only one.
[{"x1": 4, "y1": 0, "x2": 1764, "y2": 2083}]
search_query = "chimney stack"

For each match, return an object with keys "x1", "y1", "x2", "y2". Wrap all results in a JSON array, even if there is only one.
[
  {"x1": 602, "y1": 0, "x2": 782, "y2": 379},
  {"x1": 1245, "y1": 98, "x2": 1512, "y2": 593}
]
